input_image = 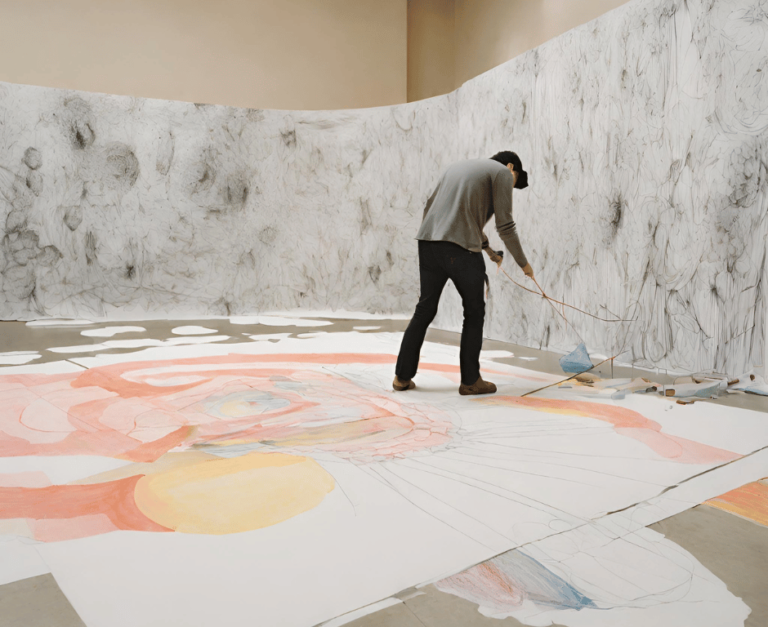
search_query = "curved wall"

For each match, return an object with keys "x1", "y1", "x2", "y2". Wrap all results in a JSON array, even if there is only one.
[{"x1": 1, "y1": 0, "x2": 765, "y2": 376}]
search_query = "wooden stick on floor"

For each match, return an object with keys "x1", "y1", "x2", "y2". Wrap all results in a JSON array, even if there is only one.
[{"x1": 521, "y1": 355, "x2": 618, "y2": 398}]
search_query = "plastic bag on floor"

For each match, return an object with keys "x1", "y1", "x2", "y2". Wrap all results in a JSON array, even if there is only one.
[{"x1": 559, "y1": 343, "x2": 592, "y2": 374}]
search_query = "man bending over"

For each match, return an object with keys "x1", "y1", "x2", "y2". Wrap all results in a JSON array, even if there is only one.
[{"x1": 393, "y1": 151, "x2": 534, "y2": 395}]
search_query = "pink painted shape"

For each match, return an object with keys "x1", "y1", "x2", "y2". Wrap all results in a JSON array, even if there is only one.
[
  {"x1": 0, "y1": 353, "x2": 456, "y2": 462},
  {"x1": 97, "y1": 398, "x2": 152, "y2": 433},
  {"x1": 20, "y1": 398, "x2": 77, "y2": 443},
  {"x1": 29, "y1": 513, "x2": 118, "y2": 542},
  {"x1": 438, "y1": 562, "x2": 523, "y2": 610},
  {"x1": 1, "y1": 475, "x2": 173, "y2": 542},
  {"x1": 0, "y1": 388, "x2": 47, "y2": 443}
]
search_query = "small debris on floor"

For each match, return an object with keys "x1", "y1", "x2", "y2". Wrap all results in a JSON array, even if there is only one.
[
  {"x1": 728, "y1": 373, "x2": 768, "y2": 397},
  {"x1": 663, "y1": 380, "x2": 722, "y2": 399}
]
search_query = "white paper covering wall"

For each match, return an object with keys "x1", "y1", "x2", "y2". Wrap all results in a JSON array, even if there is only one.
[{"x1": 0, "y1": 84, "x2": 457, "y2": 319}]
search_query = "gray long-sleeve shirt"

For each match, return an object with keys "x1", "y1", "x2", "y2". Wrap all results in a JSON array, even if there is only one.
[{"x1": 416, "y1": 159, "x2": 529, "y2": 268}]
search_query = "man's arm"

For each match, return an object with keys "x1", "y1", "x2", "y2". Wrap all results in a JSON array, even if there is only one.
[
  {"x1": 422, "y1": 184, "x2": 439, "y2": 221},
  {"x1": 492, "y1": 169, "x2": 532, "y2": 276}
]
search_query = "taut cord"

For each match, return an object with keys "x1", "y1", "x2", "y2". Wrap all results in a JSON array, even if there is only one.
[{"x1": 498, "y1": 267, "x2": 635, "y2": 325}]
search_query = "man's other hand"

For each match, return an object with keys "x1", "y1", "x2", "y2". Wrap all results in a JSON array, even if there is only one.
[{"x1": 522, "y1": 263, "x2": 534, "y2": 279}]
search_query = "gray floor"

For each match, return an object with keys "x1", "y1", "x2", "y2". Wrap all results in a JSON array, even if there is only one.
[
  {"x1": 347, "y1": 585, "x2": 570, "y2": 627},
  {"x1": 0, "y1": 575, "x2": 86, "y2": 627},
  {"x1": 0, "y1": 317, "x2": 766, "y2": 627}
]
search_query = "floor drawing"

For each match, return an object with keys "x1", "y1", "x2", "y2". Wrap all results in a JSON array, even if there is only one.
[
  {"x1": 1, "y1": 349, "x2": 453, "y2": 541},
  {"x1": 0, "y1": 331, "x2": 766, "y2": 627}
]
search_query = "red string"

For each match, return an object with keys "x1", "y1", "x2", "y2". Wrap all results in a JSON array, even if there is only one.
[{"x1": 498, "y1": 267, "x2": 635, "y2": 324}]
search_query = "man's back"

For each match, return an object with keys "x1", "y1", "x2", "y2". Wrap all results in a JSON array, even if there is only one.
[
  {"x1": 416, "y1": 158, "x2": 527, "y2": 268},
  {"x1": 417, "y1": 159, "x2": 505, "y2": 252}
]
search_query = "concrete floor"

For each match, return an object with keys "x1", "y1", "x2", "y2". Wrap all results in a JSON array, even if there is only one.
[
  {"x1": 0, "y1": 316, "x2": 766, "y2": 627},
  {"x1": 0, "y1": 575, "x2": 86, "y2": 627}
]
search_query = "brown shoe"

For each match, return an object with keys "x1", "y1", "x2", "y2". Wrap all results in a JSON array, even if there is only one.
[
  {"x1": 459, "y1": 376, "x2": 497, "y2": 396},
  {"x1": 393, "y1": 376, "x2": 416, "y2": 391}
]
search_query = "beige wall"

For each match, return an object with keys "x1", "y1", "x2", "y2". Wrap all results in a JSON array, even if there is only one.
[
  {"x1": 407, "y1": 0, "x2": 455, "y2": 102},
  {"x1": 408, "y1": 0, "x2": 631, "y2": 102},
  {"x1": 0, "y1": 0, "x2": 407, "y2": 111}
]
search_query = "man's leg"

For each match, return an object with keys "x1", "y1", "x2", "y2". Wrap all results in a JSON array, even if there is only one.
[
  {"x1": 445, "y1": 247, "x2": 487, "y2": 386},
  {"x1": 395, "y1": 242, "x2": 448, "y2": 383}
]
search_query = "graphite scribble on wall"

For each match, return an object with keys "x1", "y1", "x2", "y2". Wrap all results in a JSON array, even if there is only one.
[{"x1": 0, "y1": 84, "x2": 457, "y2": 320}]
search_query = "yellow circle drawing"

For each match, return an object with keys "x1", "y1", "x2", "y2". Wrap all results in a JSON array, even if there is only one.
[{"x1": 134, "y1": 452, "x2": 335, "y2": 534}]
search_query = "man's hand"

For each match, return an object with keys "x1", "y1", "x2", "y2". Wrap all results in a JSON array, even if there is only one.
[
  {"x1": 522, "y1": 263, "x2": 534, "y2": 279},
  {"x1": 486, "y1": 249, "x2": 504, "y2": 267}
]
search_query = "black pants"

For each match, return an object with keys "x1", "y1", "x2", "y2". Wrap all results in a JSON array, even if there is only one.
[{"x1": 395, "y1": 241, "x2": 487, "y2": 386}]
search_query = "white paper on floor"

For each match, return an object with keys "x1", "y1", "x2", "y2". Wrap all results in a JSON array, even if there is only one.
[
  {"x1": 480, "y1": 350, "x2": 515, "y2": 359},
  {"x1": 1, "y1": 331, "x2": 766, "y2": 627},
  {"x1": 265, "y1": 310, "x2": 410, "y2": 321},
  {"x1": 229, "y1": 315, "x2": 333, "y2": 327},
  {"x1": 26, "y1": 319, "x2": 95, "y2": 327},
  {"x1": 81, "y1": 326, "x2": 147, "y2": 338},
  {"x1": 163, "y1": 335, "x2": 230, "y2": 346},
  {"x1": 47, "y1": 335, "x2": 231, "y2": 354},
  {"x1": 0, "y1": 360, "x2": 85, "y2": 375},
  {"x1": 47, "y1": 343, "x2": 111, "y2": 354},
  {"x1": 246, "y1": 333, "x2": 293, "y2": 342},
  {"x1": 603, "y1": 448, "x2": 768, "y2": 534},
  {"x1": 0, "y1": 539, "x2": 51, "y2": 586},
  {"x1": 171, "y1": 326, "x2": 218, "y2": 335},
  {"x1": 0, "y1": 352, "x2": 41, "y2": 365}
]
